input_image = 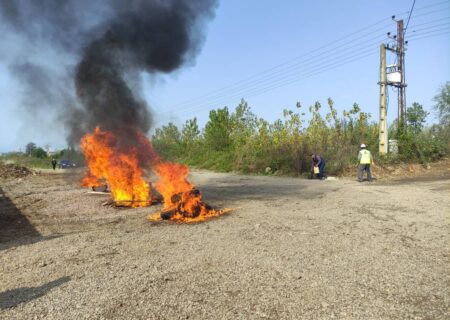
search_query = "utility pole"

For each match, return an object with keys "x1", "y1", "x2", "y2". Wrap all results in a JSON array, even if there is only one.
[
  {"x1": 378, "y1": 44, "x2": 388, "y2": 155},
  {"x1": 381, "y1": 17, "x2": 408, "y2": 154},
  {"x1": 396, "y1": 19, "x2": 407, "y2": 128}
]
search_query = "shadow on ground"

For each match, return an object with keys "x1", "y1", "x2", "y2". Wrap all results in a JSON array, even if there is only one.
[
  {"x1": 0, "y1": 276, "x2": 71, "y2": 309},
  {"x1": 377, "y1": 172, "x2": 450, "y2": 186},
  {"x1": 0, "y1": 187, "x2": 61, "y2": 250},
  {"x1": 200, "y1": 177, "x2": 333, "y2": 202}
]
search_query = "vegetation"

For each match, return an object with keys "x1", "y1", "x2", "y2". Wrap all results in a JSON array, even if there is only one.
[
  {"x1": 1, "y1": 145, "x2": 84, "y2": 169},
  {"x1": 153, "y1": 90, "x2": 450, "y2": 176},
  {"x1": 433, "y1": 82, "x2": 450, "y2": 126},
  {"x1": 3, "y1": 83, "x2": 449, "y2": 175}
]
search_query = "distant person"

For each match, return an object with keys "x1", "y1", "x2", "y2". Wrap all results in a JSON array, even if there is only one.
[
  {"x1": 358, "y1": 144, "x2": 373, "y2": 182},
  {"x1": 311, "y1": 154, "x2": 326, "y2": 180},
  {"x1": 51, "y1": 158, "x2": 57, "y2": 170}
]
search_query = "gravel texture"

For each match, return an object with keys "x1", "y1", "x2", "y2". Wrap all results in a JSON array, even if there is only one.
[{"x1": 0, "y1": 168, "x2": 449, "y2": 319}]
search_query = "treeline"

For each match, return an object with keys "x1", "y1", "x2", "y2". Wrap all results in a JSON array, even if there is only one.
[
  {"x1": 152, "y1": 83, "x2": 450, "y2": 176},
  {"x1": 1, "y1": 144, "x2": 84, "y2": 169}
]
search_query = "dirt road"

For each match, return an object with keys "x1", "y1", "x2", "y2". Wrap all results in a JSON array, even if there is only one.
[{"x1": 1, "y1": 169, "x2": 449, "y2": 319}]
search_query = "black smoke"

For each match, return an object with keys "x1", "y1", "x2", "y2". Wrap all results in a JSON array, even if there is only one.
[{"x1": 0, "y1": 0, "x2": 218, "y2": 146}]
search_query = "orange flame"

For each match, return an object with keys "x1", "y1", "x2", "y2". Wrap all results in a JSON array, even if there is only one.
[
  {"x1": 148, "y1": 162, "x2": 228, "y2": 223},
  {"x1": 80, "y1": 127, "x2": 150, "y2": 207},
  {"x1": 80, "y1": 127, "x2": 228, "y2": 222}
]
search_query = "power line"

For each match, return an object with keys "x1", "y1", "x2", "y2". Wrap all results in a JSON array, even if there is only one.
[
  {"x1": 407, "y1": 30, "x2": 450, "y2": 41},
  {"x1": 410, "y1": 23, "x2": 450, "y2": 33},
  {"x1": 164, "y1": 17, "x2": 395, "y2": 110},
  {"x1": 153, "y1": 28, "x2": 448, "y2": 125},
  {"x1": 408, "y1": 6, "x2": 450, "y2": 19},
  {"x1": 410, "y1": 0, "x2": 450, "y2": 12},
  {"x1": 408, "y1": 16, "x2": 450, "y2": 28},
  {"x1": 157, "y1": 47, "x2": 381, "y2": 119},
  {"x1": 154, "y1": 50, "x2": 379, "y2": 126},
  {"x1": 407, "y1": 27, "x2": 450, "y2": 39},
  {"x1": 162, "y1": 33, "x2": 388, "y2": 112},
  {"x1": 156, "y1": 25, "x2": 447, "y2": 120},
  {"x1": 151, "y1": 6, "x2": 449, "y2": 125},
  {"x1": 162, "y1": 13, "x2": 448, "y2": 114},
  {"x1": 158, "y1": 22, "x2": 448, "y2": 117},
  {"x1": 169, "y1": 46, "x2": 382, "y2": 115},
  {"x1": 161, "y1": 30, "x2": 389, "y2": 114},
  {"x1": 153, "y1": 31, "x2": 447, "y2": 128},
  {"x1": 405, "y1": 0, "x2": 417, "y2": 35}
]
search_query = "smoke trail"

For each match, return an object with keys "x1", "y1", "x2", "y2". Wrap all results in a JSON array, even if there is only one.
[{"x1": 0, "y1": 0, "x2": 218, "y2": 146}]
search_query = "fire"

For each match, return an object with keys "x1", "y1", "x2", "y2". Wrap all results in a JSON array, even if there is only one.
[
  {"x1": 80, "y1": 127, "x2": 150, "y2": 207},
  {"x1": 80, "y1": 127, "x2": 228, "y2": 222},
  {"x1": 148, "y1": 162, "x2": 227, "y2": 223}
]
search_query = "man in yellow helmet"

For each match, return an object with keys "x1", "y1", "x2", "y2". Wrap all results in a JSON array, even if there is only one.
[{"x1": 358, "y1": 143, "x2": 373, "y2": 182}]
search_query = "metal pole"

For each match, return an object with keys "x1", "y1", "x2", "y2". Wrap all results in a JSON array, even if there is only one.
[
  {"x1": 379, "y1": 44, "x2": 388, "y2": 155},
  {"x1": 397, "y1": 19, "x2": 406, "y2": 127}
]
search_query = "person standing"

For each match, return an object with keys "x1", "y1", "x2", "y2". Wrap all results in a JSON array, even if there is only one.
[
  {"x1": 311, "y1": 154, "x2": 326, "y2": 180},
  {"x1": 358, "y1": 144, "x2": 373, "y2": 182},
  {"x1": 51, "y1": 158, "x2": 57, "y2": 170}
]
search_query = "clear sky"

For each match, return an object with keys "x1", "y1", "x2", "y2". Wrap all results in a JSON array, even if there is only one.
[{"x1": 1, "y1": 0, "x2": 449, "y2": 152}]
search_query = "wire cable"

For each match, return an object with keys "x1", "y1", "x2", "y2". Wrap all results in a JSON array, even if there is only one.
[
  {"x1": 164, "y1": 17, "x2": 395, "y2": 110},
  {"x1": 163, "y1": 17, "x2": 448, "y2": 114},
  {"x1": 156, "y1": 28, "x2": 449, "y2": 123},
  {"x1": 405, "y1": 0, "x2": 417, "y2": 35},
  {"x1": 163, "y1": 33, "x2": 388, "y2": 112},
  {"x1": 151, "y1": 9, "x2": 450, "y2": 124},
  {"x1": 157, "y1": 25, "x2": 448, "y2": 119},
  {"x1": 160, "y1": 46, "x2": 381, "y2": 117}
]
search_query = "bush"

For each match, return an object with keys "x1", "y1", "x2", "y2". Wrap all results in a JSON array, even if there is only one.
[
  {"x1": 32, "y1": 147, "x2": 47, "y2": 159},
  {"x1": 151, "y1": 98, "x2": 450, "y2": 176}
]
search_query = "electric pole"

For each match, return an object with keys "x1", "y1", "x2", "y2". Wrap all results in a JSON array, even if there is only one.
[
  {"x1": 397, "y1": 19, "x2": 407, "y2": 128},
  {"x1": 379, "y1": 44, "x2": 388, "y2": 155},
  {"x1": 380, "y1": 17, "x2": 408, "y2": 154}
]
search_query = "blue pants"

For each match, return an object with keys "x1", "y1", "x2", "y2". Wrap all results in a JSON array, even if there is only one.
[{"x1": 317, "y1": 161, "x2": 326, "y2": 178}]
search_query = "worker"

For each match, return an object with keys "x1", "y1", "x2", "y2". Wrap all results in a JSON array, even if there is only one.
[
  {"x1": 51, "y1": 158, "x2": 57, "y2": 171},
  {"x1": 311, "y1": 154, "x2": 326, "y2": 180},
  {"x1": 357, "y1": 144, "x2": 373, "y2": 182}
]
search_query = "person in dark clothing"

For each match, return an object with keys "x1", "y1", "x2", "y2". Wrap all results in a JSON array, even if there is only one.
[
  {"x1": 51, "y1": 158, "x2": 57, "y2": 170},
  {"x1": 311, "y1": 154, "x2": 326, "y2": 179}
]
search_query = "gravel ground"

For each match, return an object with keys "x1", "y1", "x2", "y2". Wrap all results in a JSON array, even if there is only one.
[{"x1": 0, "y1": 168, "x2": 449, "y2": 319}]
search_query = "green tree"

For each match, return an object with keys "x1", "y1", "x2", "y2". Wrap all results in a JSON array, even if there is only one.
[
  {"x1": 32, "y1": 147, "x2": 47, "y2": 159},
  {"x1": 182, "y1": 118, "x2": 200, "y2": 146},
  {"x1": 152, "y1": 122, "x2": 182, "y2": 160},
  {"x1": 181, "y1": 118, "x2": 201, "y2": 160},
  {"x1": 433, "y1": 82, "x2": 450, "y2": 126},
  {"x1": 204, "y1": 107, "x2": 232, "y2": 151},
  {"x1": 230, "y1": 100, "x2": 258, "y2": 148},
  {"x1": 406, "y1": 102, "x2": 429, "y2": 133}
]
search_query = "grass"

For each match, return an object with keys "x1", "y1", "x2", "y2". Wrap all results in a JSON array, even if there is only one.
[{"x1": 1, "y1": 154, "x2": 55, "y2": 169}]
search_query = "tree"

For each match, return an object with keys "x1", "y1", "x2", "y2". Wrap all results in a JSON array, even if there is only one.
[
  {"x1": 32, "y1": 147, "x2": 47, "y2": 159},
  {"x1": 181, "y1": 118, "x2": 201, "y2": 158},
  {"x1": 406, "y1": 102, "x2": 429, "y2": 133},
  {"x1": 230, "y1": 100, "x2": 258, "y2": 148},
  {"x1": 433, "y1": 82, "x2": 450, "y2": 126},
  {"x1": 204, "y1": 107, "x2": 232, "y2": 151},
  {"x1": 152, "y1": 123, "x2": 182, "y2": 160},
  {"x1": 25, "y1": 142, "x2": 36, "y2": 156},
  {"x1": 182, "y1": 118, "x2": 200, "y2": 145}
]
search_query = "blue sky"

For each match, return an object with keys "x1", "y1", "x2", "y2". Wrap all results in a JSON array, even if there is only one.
[{"x1": 1, "y1": 0, "x2": 449, "y2": 152}]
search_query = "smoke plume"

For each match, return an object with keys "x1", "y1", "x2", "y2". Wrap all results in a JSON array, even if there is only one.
[{"x1": 0, "y1": 0, "x2": 218, "y2": 146}]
